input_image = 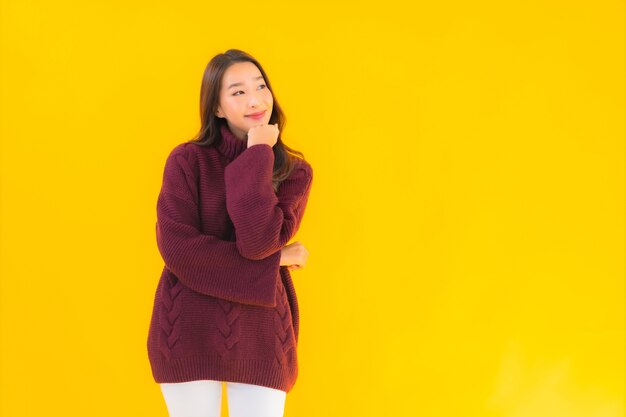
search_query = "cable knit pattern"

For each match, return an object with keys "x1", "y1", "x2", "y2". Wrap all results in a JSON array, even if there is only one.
[
  {"x1": 146, "y1": 122, "x2": 313, "y2": 393},
  {"x1": 274, "y1": 280, "x2": 296, "y2": 365},
  {"x1": 158, "y1": 272, "x2": 184, "y2": 360},
  {"x1": 215, "y1": 298, "x2": 242, "y2": 357}
]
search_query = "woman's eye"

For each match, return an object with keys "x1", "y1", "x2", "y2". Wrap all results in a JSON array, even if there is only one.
[{"x1": 232, "y1": 85, "x2": 266, "y2": 96}]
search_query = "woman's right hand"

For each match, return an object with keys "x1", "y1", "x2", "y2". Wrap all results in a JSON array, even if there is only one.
[
  {"x1": 280, "y1": 241, "x2": 309, "y2": 271},
  {"x1": 247, "y1": 123, "x2": 279, "y2": 148}
]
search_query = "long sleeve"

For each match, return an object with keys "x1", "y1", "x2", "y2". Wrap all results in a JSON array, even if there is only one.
[
  {"x1": 224, "y1": 144, "x2": 313, "y2": 260},
  {"x1": 155, "y1": 145, "x2": 281, "y2": 307}
]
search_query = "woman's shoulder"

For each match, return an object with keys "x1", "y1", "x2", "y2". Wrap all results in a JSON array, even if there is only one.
[
  {"x1": 165, "y1": 140, "x2": 219, "y2": 170},
  {"x1": 167, "y1": 140, "x2": 206, "y2": 158},
  {"x1": 291, "y1": 155, "x2": 313, "y2": 180},
  {"x1": 279, "y1": 156, "x2": 313, "y2": 195},
  {"x1": 160, "y1": 142, "x2": 207, "y2": 184}
]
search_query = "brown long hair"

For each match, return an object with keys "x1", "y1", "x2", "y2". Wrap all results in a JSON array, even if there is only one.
[{"x1": 187, "y1": 49, "x2": 306, "y2": 193}]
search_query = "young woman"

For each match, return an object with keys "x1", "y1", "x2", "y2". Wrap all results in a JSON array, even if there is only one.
[{"x1": 146, "y1": 49, "x2": 314, "y2": 417}]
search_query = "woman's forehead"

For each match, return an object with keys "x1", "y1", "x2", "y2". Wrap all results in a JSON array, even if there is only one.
[{"x1": 223, "y1": 62, "x2": 263, "y2": 87}]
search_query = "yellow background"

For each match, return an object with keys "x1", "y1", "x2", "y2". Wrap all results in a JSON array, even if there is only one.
[{"x1": 0, "y1": 1, "x2": 623, "y2": 416}]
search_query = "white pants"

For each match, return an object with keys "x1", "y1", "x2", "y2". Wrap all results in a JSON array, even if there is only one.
[{"x1": 160, "y1": 380, "x2": 287, "y2": 417}]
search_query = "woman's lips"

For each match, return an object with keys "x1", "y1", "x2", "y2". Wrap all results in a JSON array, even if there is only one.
[{"x1": 246, "y1": 110, "x2": 266, "y2": 120}]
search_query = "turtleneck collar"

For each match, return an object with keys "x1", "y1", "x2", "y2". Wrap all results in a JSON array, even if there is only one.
[{"x1": 216, "y1": 123, "x2": 247, "y2": 160}]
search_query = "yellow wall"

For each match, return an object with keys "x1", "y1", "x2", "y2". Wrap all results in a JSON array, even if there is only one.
[{"x1": 0, "y1": 1, "x2": 623, "y2": 416}]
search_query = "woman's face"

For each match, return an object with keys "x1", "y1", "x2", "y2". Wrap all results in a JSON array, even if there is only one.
[{"x1": 216, "y1": 61, "x2": 273, "y2": 140}]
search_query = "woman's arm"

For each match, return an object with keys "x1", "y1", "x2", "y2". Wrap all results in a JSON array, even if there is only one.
[
  {"x1": 155, "y1": 145, "x2": 280, "y2": 307},
  {"x1": 224, "y1": 145, "x2": 313, "y2": 261}
]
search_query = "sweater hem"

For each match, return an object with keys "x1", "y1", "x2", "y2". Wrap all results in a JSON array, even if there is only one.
[{"x1": 149, "y1": 354, "x2": 298, "y2": 393}]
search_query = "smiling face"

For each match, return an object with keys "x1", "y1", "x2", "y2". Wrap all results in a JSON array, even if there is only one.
[{"x1": 215, "y1": 61, "x2": 274, "y2": 140}]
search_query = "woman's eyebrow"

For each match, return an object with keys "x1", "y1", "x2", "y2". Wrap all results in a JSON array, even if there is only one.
[{"x1": 227, "y1": 76, "x2": 264, "y2": 89}]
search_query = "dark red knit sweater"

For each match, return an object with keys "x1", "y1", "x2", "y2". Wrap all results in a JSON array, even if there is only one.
[{"x1": 146, "y1": 123, "x2": 313, "y2": 393}]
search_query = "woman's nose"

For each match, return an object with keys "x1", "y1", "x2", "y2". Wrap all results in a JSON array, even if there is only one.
[{"x1": 249, "y1": 91, "x2": 263, "y2": 106}]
